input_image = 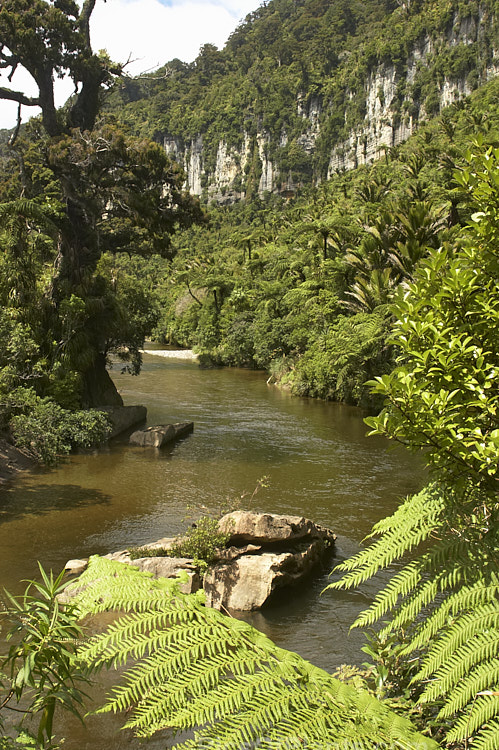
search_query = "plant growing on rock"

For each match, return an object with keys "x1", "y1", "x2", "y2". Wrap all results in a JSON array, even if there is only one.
[{"x1": 167, "y1": 516, "x2": 231, "y2": 569}]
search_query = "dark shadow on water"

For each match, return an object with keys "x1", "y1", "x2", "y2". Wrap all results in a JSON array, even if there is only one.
[{"x1": 0, "y1": 483, "x2": 111, "y2": 523}]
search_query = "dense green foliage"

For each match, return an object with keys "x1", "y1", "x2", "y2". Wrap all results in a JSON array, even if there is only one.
[
  {"x1": 0, "y1": 1, "x2": 202, "y2": 460},
  {"x1": 0, "y1": 566, "x2": 89, "y2": 748},
  {"x1": 328, "y1": 144, "x2": 499, "y2": 748},
  {"x1": 66, "y1": 554, "x2": 436, "y2": 750},
  {"x1": 44, "y1": 140, "x2": 495, "y2": 750},
  {"x1": 120, "y1": 78, "x2": 498, "y2": 407},
  {"x1": 2, "y1": 139, "x2": 499, "y2": 749}
]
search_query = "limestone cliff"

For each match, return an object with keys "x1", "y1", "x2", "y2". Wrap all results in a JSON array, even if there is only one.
[{"x1": 112, "y1": 1, "x2": 498, "y2": 202}]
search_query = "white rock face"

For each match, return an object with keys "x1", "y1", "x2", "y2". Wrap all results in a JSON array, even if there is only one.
[
  {"x1": 162, "y1": 10, "x2": 496, "y2": 198},
  {"x1": 187, "y1": 136, "x2": 204, "y2": 196},
  {"x1": 160, "y1": 6, "x2": 497, "y2": 200},
  {"x1": 297, "y1": 95, "x2": 322, "y2": 154},
  {"x1": 257, "y1": 132, "x2": 274, "y2": 194},
  {"x1": 211, "y1": 141, "x2": 239, "y2": 197}
]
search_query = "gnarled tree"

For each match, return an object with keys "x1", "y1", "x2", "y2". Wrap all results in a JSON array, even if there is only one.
[{"x1": 0, "y1": 0, "x2": 202, "y2": 406}]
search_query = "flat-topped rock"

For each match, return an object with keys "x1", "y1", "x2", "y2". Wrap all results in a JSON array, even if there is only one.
[
  {"x1": 64, "y1": 558, "x2": 88, "y2": 576},
  {"x1": 218, "y1": 511, "x2": 335, "y2": 546},
  {"x1": 129, "y1": 422, "x2": 194, "y2": 448}
]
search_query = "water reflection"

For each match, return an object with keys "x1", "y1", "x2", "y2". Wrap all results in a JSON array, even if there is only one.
[{"x1": 0, "y1": 482, "x2": 111, "y2": 521}]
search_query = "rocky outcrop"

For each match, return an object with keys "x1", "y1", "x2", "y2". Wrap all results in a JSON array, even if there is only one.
[
  {"x1": 219, "y1": 510, "x2": 334, "y2": 545},
  {"x1": 64, "y1": 512, "x2": 335, "y2": 610},
  {"x1": 207, "y1": 512, "x2": 335, "y2": 610},
  {"x1": 204, "y1": 537, "x2": 332, "y2": 611},
  {"x1": 129, "y1": 422, "x2": 194, "y2": 448}
]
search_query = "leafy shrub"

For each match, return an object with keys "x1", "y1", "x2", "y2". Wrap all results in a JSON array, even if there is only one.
[
  {"x1": 290, "y1": 310, "x2": 393, "y2": 405},
  {"x1": 128, "y1": 546, "x2": 172, "y2": 560},
  {"x1": 7, "y1": 388, "x2": 111, "y2": 465},
  {"x1": 167, "y1": 516, "x2": 230, "y2": 568}
]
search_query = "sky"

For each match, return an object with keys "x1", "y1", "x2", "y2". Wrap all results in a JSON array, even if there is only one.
[{"x1": 0, "y1": 0, "x2": 260, "y2": 130}]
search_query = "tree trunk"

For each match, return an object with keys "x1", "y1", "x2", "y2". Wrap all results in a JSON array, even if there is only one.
[{"x1": 81, "y1": 353, "x2": 123, "y2": 408}]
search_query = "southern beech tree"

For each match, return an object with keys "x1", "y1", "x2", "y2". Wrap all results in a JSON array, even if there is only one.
[{"x1": 0, "y1": 0, "x2": 201, "y2": 409}]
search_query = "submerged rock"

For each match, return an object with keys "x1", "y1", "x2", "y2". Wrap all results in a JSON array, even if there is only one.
[
  {"x1": 129, "y1": 556, "x2": 200, "y2": 594},
  {"x1": 129, "y1": 422, "x2": 194, "y2": 448},
  {"x1": 65, "y1": 547, "x2": 199, "y2": 595}
]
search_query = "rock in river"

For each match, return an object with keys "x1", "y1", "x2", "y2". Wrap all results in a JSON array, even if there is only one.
[
  {"x1": 205, "y1": 512, "x2": 336, "y2": 611},
  {"x1": 129, "y1": 422, "x2": 194, "y2": 448},
  {"x1": 63, "y1": 511, "x2": 335, "y2": 611}
]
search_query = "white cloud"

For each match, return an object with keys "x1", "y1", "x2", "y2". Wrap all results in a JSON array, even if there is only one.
[{"x1": 0, "y1": 0, "x2": 261, "y2": 129}]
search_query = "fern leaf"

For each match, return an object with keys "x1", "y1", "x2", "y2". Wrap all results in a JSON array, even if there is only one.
[{"x1": 71, "y1": 556, "x2": 437, "y2": 750}]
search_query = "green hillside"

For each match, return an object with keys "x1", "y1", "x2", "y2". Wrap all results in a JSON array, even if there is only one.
[
  {"x1": 107, "y1": 0, "x2": 498, "y2": 196},
  {"x1": 110, "y1": 76, "x2": 498, "y2": 407}
]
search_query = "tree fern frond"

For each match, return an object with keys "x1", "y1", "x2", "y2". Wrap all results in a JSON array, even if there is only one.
[
  {"x1": 71, "y1": 556, "x2": 437, "y2": 750},
  {"x1": 415, "y1": 602, "x2": 499, "y2": 683},
  {"x1": 470, "y1": 720, "x2": 499, "y2": 750},
  {"x1": 446, "y1": 696, "x2": 499, "y2": 743},
  {"x1": 405, "y1": 573, "x2": 499, "y2": 653},
  {"x1": 327, "y1": 487, "x2": 443, "y2": 591},
  {"x1": 436, "y1": 659, "x2": 499, "y2": 718},
  {"x1": 420, "y1": 631, "x2": 499, "y2": 704}
]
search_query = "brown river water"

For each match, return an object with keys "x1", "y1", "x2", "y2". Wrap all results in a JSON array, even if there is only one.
[{"x1": 0, "y1": 351, "x2": 425, "y2": 748}]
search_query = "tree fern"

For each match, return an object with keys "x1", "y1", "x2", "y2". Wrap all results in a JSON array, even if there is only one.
[{"x1": 69, "y1": 555, "x2": 437, "y2": 750}]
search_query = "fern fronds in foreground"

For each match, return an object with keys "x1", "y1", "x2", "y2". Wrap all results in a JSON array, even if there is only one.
[
  {"x1": 327, "y1": 490, "x2": 499, "y2": 749},
  {"x1": 69, "y1": 555, "x2": 437, "y2": 750}
]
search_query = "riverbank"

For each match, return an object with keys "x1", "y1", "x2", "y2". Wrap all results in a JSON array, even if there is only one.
[{"x1": 0, "y1": 437, "x2": 37, "y2": 485}]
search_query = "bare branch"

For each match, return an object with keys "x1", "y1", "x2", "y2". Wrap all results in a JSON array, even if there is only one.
[
  {"x1": 8, "y1": 103, "x2": 21, "y2": 146},
  {"x1": 0, "y1": 86, "x2": 39, "y2": 107}
]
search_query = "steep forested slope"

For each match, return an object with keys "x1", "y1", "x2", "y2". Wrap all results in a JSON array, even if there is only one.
[
  {"x1": 107, "y1": 76, "x2": 498, "y2": 407},
  {"x1": 106, "y1": 0, "x2": 498, "y2": 200}
]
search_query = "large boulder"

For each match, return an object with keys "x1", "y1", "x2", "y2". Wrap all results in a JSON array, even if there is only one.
[
  {"x1": 204, "y1": 538, "x2": 330, "y2": 610},
  {"x1": 218, "y1": 511, "x2": 335, "y2": 545},
  {"x1": 100, "y1": 405, "x2": 147, "y2": 438}
]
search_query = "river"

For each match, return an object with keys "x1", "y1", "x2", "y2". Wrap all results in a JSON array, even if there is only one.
[{"x1": 0, "y1": 351, "x2": 425, "y2": 748}]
